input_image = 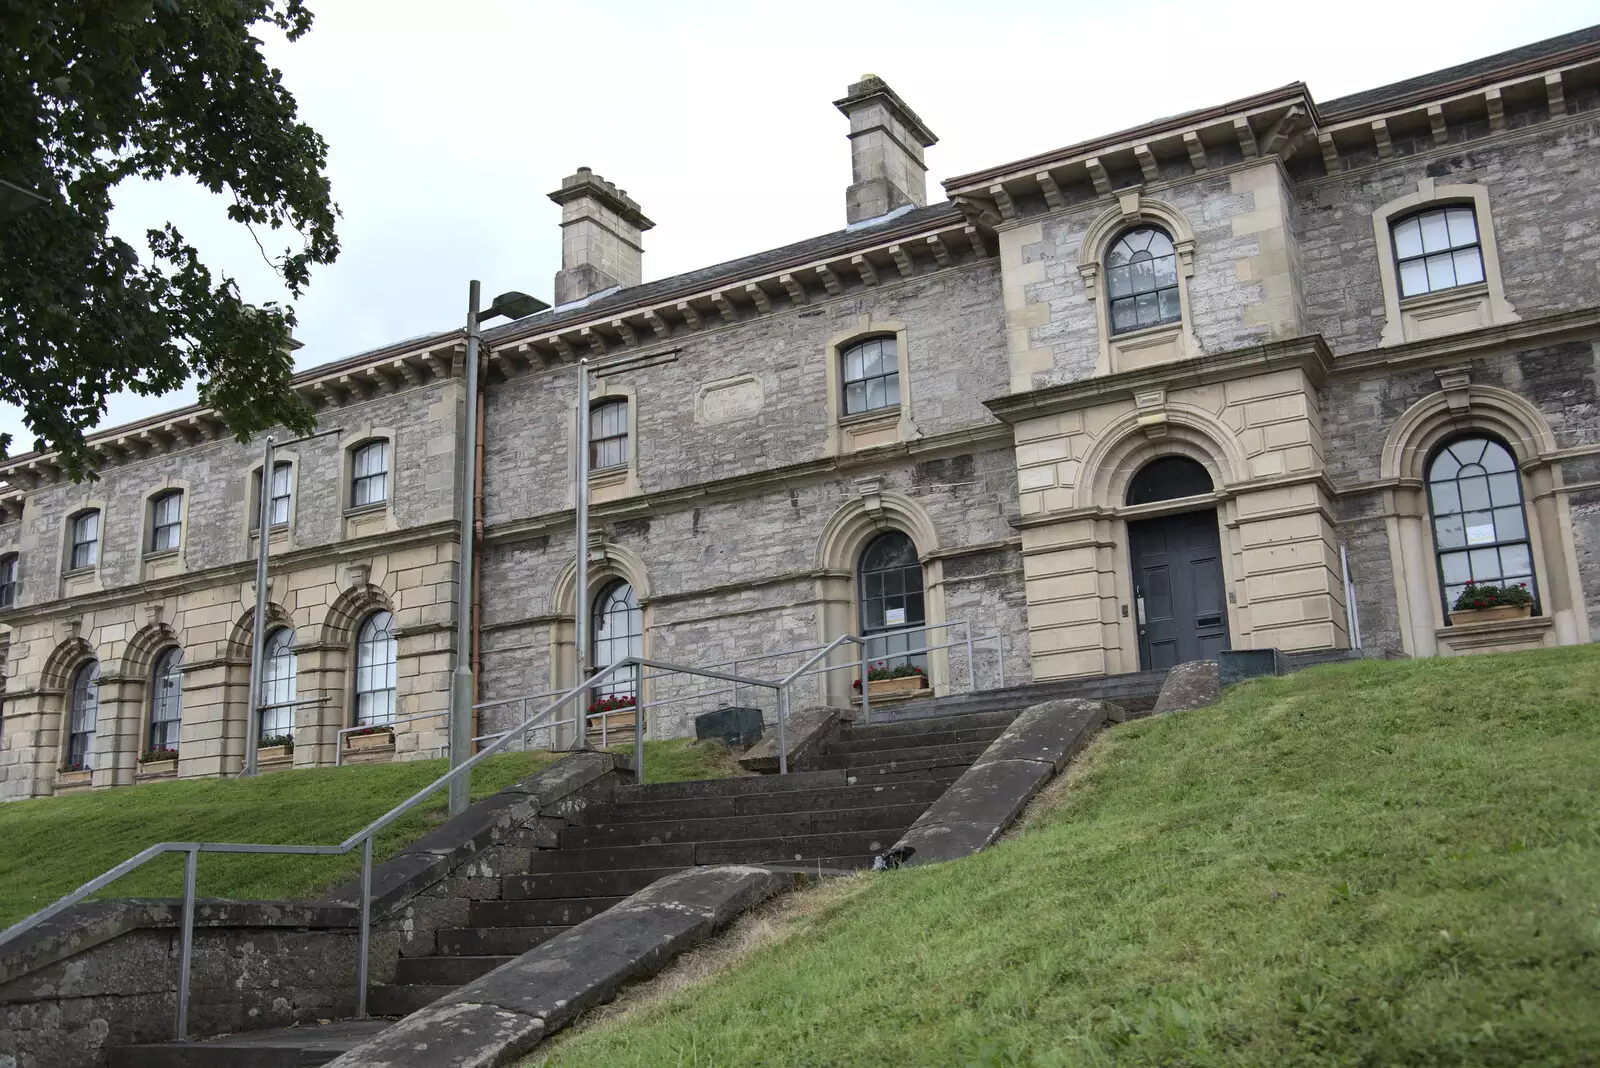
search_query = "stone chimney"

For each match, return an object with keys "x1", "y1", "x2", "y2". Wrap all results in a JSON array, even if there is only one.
[
  {"x1": 547, "y1": 168, "x2": 655, "y2": 306},
  {"x1": 833, "y1": 75, "x2": 939, "y2": 225}
]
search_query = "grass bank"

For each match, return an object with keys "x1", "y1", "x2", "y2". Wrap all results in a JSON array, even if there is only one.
[
  {"x1": 0, "y1": 737, "x2": 741, "y2": 927},
  {"x1": 534, "y1": 647, "x2": 1600, "y2": 1067}
]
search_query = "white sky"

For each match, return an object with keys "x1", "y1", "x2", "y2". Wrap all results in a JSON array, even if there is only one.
[{"x1": 8, "y1": 0, "x2": 1596, "y2": 450}]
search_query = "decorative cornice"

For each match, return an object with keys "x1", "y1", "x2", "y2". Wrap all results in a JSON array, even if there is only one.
[
  {"x1": 1330, "y1": 306, "x2": 1600, "y2": 378},
  {"x1": 984, "y1": 336, "x2": 1335, "y2": 424}
]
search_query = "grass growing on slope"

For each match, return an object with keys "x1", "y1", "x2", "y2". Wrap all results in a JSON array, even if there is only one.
[
  {"x1": 0, "y1": 751, "x2": 559, "y2": 927},
  {"x1": 534, "y1": 646, "x2": 1600, "y2": 1068},
  {"x1": 613, "y1": 737, "x2": 750, "y2": 784}
]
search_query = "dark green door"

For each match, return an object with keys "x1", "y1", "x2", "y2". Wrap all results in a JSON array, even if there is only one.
[{"x1": 1129, "y1": 509, "x2": 1230, "y2": 670}]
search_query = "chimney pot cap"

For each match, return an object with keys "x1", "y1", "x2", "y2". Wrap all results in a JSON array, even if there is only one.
[{"x1": 834, "y1": 76, "x2": 938, "y2": 147}]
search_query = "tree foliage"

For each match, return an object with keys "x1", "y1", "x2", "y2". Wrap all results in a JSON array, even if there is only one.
[{"x1": 0, "y1": 0, "x2": 338, "y2": 477}]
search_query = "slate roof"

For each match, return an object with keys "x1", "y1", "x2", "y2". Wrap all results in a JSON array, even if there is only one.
[
  {"x1": 1320, "y1": 22, "x2": 1600, "y2": 119},
  {"x1": 483, "y1": 202, "x2": 965, "y2": 344}
]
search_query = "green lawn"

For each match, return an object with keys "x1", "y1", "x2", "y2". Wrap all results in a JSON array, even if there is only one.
[
  {"x1": 0, "y1": 738, "x2": 740, "y2": 928},
  {"x1": 534, "y1": 647, "x2": 1600, "y2": 1067}
]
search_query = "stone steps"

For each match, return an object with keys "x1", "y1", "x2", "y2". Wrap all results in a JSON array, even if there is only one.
[
  {"x1": 393, "y1": 954, "x2": 513, "y2": 985},
  {"x1": 560, "y1": 802, "x2": 929, "y2": 849},
  {"x1": 471, "y1": 896, "x2": 625, "y2": 927},
  {"x1": 612, "y1": 769, "x2": 847, "y2": 803},
  {"x1": 436, "y1": 925, "x2": 566, "y2": 956},
  {"x1": 587, "y1": 778, "x2": 952, "y2": 825},
  {"x1": 109, "y1": 1019, "x2": 393, "y2": 1068},
  {"x1": 823, "y1": 725, "x2": 1007, "y2": 753},
  {"x1": 812, "y1": 740, "x2": 993, "y2": 770}
]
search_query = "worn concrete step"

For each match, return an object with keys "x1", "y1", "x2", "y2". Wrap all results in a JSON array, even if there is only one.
[
  {"x1": 588, "y1": 778, "x2": 952, "y2": 825},
  {"x1": 838, "y1": 707, "x2": 1018, "y2": 740},
  {"x1": 563, "y1": 802, "x2": 930, "y2": 850},
  {"x1": 437, "y1": 925, "x2": 567, "y2": 956},
  {"x1": 824, "y1": 725, "x2": 1005, "y2": 754},
  {"x1": 615, "y1": 768, "x2": 845, "y2": 803},
  {"x1": 843, "y1": 754, "x2": 986, "y2": 782},
  {"x1": 858, "y1": 673, "x2": 1167, "y2": 724},
  {"x1": 812, "y1": 741, "x2": 991, "y2": 770},
  {"x1": 393, "y1": 954, "x2": 513, "y2": 986},
  {"x1": 110, "y1": 1019, "x2": 394, "y2": 1067},
  {"x1": 470, "y1": 896, "x2": 626, "y2": 927},
  {"x1": 695, "y1": 828, "x2": 910, "y2": 866},
  {"x1": 366, "y1": 982, "x2": 455, "y2": 1018},
  {"x1": 503, "y1": 866, "x2": 683, "y2": 900},
  {"x1": 524, "y1": 841, "x2": 698, "y2": 874}
]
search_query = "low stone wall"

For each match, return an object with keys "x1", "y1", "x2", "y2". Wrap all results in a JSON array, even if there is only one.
[{"x1": 0, "y1": 751, "x2": 627, "y2": 1068}]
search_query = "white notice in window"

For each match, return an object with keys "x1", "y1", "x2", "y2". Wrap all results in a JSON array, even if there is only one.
[
  {"x1": 885, "y1": 607, "x2": 906, "y2": 626},
  {"x1": 1466, "y1": 524, "x2": 1496, "y2": 546}
]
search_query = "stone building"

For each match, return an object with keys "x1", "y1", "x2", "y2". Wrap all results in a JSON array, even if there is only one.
[{"x1": 2, "y1": 26, "x2": 1599, "y2": 798}]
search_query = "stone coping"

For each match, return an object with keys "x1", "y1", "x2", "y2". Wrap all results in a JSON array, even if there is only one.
[
  {"x1": 737, "y1": 705, "x2": 838, "y2": 773},
  {"x1": 891, "y1": 698, "x2": 1116, "y2": 866},
  {"x1": 326, "y1": 865, "x2": 805, "y2": 1068}
]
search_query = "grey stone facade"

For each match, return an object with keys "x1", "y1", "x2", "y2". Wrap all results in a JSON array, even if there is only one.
[{"x1": 2, "y1": 27, "x2": 1600, "y2": 799}]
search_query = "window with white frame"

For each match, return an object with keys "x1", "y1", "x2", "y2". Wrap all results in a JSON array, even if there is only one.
[
  {"x1": 840, "y1": 337, "x2": 899, "y2": 416},
  {"x1": 69, "y1": 510, "x2": 100, "y2": 570},
  {"x1": 251, "y1": 462, "x2": 293, "y2": 530},
  {"x1": 354, "y1": 610, "x2": 397, "y2": 726},
  {"x1": 1426, "y1": 435, "x2": 1536, "y2": 615},
  {"x1": 0, "y1": 554, "x2": 16, "y2": 608},
  {"x1": 351, "y1": 441, "x2": 389, "y2": 507},
  {"x1": 148, "y1": 646, "x2": 182, "y2": 752},
  {"x1": 150, "y1": 491, "x2": 183, "y2": 553},
  {"x1": 67, "y1": 661, "x2": 99, "y2": 769},
  {"x1": 1392, "y1": 206, "x2": 1484, "y2": 299},
  {"x1": 259, "y1": 627, "x2": 297, "y2": 739},
  {"x1": 589, "y1": 399, "x2": 629, "y2": 471}
]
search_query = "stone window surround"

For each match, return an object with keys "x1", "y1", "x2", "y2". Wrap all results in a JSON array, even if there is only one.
[
  {"x1": 1379, "y1": 377, "x2": 1587, "y2": 657},
  {"x1": 1076, "y1": 193, "x2": 1202, "y2": 376},
  {"x1": 244, "y1": 452, "x2": 300, "y2": 555},
  {"x1": 138, "y1": 479, "x2": 191, "y2": 582},
  {"x1": 140, "y1": 642, "x2": 184, "y2": 760},
  {"x1": 822, "y1": 317, "x2": 920, "y2": 457},
  {"x1": 58, "y1": 499, "x2": 108, "y2": 595},
  {"x1": 1373, "y1": 179, "x2": 1518, "y2": 347},
  {"x1": 338, "y1": 428, "x2": 398, "y2": 540},
  {"x1": 350, "y1": 608, "x2": 398, "y2": 730},
  {"x1": 546, "y1": 538, "x2": 651, "y2": 746},
  {"x1": 567, "y1": 382, "x2": 641, "y2": 503},
  {"x1": 0, "y1": 544, "x2": 19, "y2": 608}
]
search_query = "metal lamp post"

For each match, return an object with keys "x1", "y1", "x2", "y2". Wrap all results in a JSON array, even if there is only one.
[{"x1": 448, "y1": 282, "x2": 547, "y2": 816}]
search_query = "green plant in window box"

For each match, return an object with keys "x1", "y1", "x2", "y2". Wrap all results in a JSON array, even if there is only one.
[
  {"x1": 59, "y1": 762, "x2": 90, "y2": 774},
  {"x1": 138, "y1": 746, "x2": 179, "y2": 764},
  {"x1": 1450, "y1": 582, "x2": 1533, "y2": 625},
  {"x1": 259, "y1": 733, "x2": 295, "y2": 755},
  {"x1": 854, "y1": 661, "x2": 928, "y2": 697}
]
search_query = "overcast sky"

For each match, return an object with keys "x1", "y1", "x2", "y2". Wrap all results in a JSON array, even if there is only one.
[{"x1": 9, "y1": 0, "x2": 1596, "y2": 449}]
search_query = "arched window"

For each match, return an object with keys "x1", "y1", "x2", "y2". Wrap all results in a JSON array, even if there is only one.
[
  {"x1": 259, "y1": 627, "x2": 297, "y2": 739},
  {"x1": 1392, "y1": 206, "x2": 1483, "y2": 298},
  {"x1": 1106, "y1": 227, "x2": 1180, "y2": 335},
  {"x1": 840, "y1": 337, "x2": 899, "y2": 416},
  {"x1": 0, "y1": 553, "x2": 17, "y2": 608},
  {"x1": 591, "y1": 581, "x2": 642, "y2": 698},
  {"x1": 149, "y1": 647, "x2": 183, "y2": 752},
  {"x1": 857, "y1": 531, "x2": 926, "y2": 670},
  {"x1": 351, "y1": 441, "x2": 389, "y2": 507},
  {"x1": 69, "y1": 510, "x2": 100, "y2": 570},
  {"x1": 150, "y1": 490, "x2": 183, "y2": 553},
  {"x1": 354, "y1": 611, "x2": 397, "y2": 726},
  {"x1": 67, "y1": 661, "x2": 99, "y2": 769},
  {"x1": 1426, "y1": 436, "x2": 1536, "y2": 615},
  {"x1": 589, "y1": 399, "x2": 629, "y2": 470},
  {"x1": 1126, "y1": 456, "x2": 1214, "y2": 506}
]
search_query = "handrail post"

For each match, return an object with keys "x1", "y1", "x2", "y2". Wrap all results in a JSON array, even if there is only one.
[
  {"x1": 777, "y1": 682, "x2": 789, "y2": 776},
  {"x1": 858, "y1": 640, "x2": 871, "y2": 726},
  {"x1": 175, "y1": 846, "x2": 198, "y2": 1040},
  {"x1": 633, "y1": 692, "x2": 645, "y2": 785},
  {"x1": 357, "y1": 834, "x2": 372, "y2": 1018},
  {"x1": 730, "y1": 659, "x2": 739, "y2": 708},
  {"x1": 997, "y1": 636, "x2": 1007, "y2": 688},
  {"x1": 965, "y1": 623, "x2": 976, "y2": 693}
]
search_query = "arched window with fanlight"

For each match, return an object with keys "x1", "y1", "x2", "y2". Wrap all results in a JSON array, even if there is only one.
[
  {"x1": 148, "y1": 647, "x2": 183, "y2": 753},
  {"x1": 857, "y1": 531, "x2": 927, "y2": 671},
  {"x1": 591, "y1": 581, "x2": 643, "y2": 699},
  {"x1": 259, "y1": 627, "x2": 297, "y2": 739},
  {"x1": 1125, "y1": 456, "x2": 1213, "y2": 505},
  {"x1": 354, "y1": 611, "x2": 398, "y2": 726},
  {"x1": 1426, "y1": 436, "x2": 1537, "y2": 617},
  {"x1": 1106, "y1": 227, "x2": 1181, "y2": 335},
  {"x1": 66, "y1": 661, "x2": 99, "y2": 770}
]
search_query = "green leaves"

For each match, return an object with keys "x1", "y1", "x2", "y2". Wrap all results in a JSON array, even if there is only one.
[{"x1": 0, "y1": 0, "x2": 337, "y2": 476}]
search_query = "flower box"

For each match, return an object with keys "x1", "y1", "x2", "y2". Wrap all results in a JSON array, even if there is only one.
[
  {"x1": 57, "y1": 769, "x2": 91, "y2": 788},
  {"x1": 345, "y1": 728, "x2": 395, "y2": 751},
  {"x1": 258, "y1": 744, "x2": 292, "y2": 763},
  {"x1": 137, "y1": 759, "x2": 178, "y2": 778},
  {"x1": 868, "y1": 675, "x2": 929, "y2": 698},
  {"x1": 1449, "y1": 603, "x2": 1532, "y2": 626}
]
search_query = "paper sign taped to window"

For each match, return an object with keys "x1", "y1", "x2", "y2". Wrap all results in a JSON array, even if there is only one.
[
  {"x1": 885, "y1": 607, "x2": 906, "y2": 626},
  {"x1": 1466, "y1": 524, "x2": 1496, "y2": 546}
]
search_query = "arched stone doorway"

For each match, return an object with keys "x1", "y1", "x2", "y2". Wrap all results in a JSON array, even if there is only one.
[{"x1": 1124, "y1": 456, "x2": 1230, "y2": 669}]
